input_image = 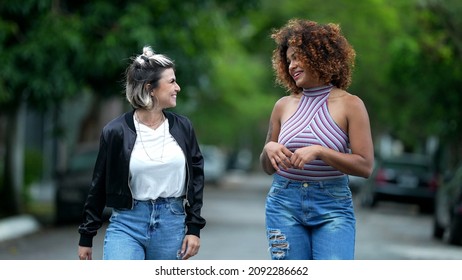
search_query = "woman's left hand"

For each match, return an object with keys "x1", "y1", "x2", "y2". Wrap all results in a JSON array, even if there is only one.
[
  {"x1": 180, "y1": 235, "x2": 200, "y2": 260},
  {"x1": 290, "y1": 145, "x2": 322, "y2": 169}
]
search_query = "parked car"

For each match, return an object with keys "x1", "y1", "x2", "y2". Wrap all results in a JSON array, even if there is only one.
[
  {"x1": 359, "y1": 154, "x2": 439, "y2": 213},
  {"x1": 348, "y1": 175, "x2": 368, "y2": 194},
  {"x1": 55, "y1": 144, "x2": 110, "y2": 224},
  {"x1": 226, "y1": 148, "x2": 253, "y2": 172},
  {"x1": 200, "y1": 144, "x2": 227, "y2": 186},
  {"x1": 433, "y1": 163, "x2": 462, "y2": 245}
]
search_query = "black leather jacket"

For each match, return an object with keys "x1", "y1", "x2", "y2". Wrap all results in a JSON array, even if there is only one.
[{"x1": 78, "y1": 110, "x2": 206, "y2": 247}]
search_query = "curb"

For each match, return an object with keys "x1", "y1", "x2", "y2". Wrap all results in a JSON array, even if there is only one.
[{"x1": 0, "y1": 215, "x2": 41, "y2": 243}]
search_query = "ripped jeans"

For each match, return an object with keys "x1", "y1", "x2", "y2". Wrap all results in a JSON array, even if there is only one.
[{"x1": 265, "y1": 174, "x2": 355, "y2": 260}]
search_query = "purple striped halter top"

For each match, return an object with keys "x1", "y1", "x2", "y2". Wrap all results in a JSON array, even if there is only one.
[{"x1": 277, "y1": 84, "x2": 349, "y2": 181}]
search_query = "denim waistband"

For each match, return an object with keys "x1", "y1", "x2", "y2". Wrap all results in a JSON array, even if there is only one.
[
  {"x1": 134, "y1": 196, "x2": 185, "y2": 205},
  {"x1": 273, "y1": 173, "x2": 348, "y2": 187}
]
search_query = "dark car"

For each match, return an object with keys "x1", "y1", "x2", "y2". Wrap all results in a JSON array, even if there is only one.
[
  {"x1": 348, "y1": 175, "x2": 368, "y2": 194},
  {"x1": 55, "y1": 144, "x2": 109, "y2": 224},
  {"x1": 360, "y1": 154, "x2": 439, "y2": 213},
  {"x1": 433, "y1": 163, "x2": 462, "y2": 245}
]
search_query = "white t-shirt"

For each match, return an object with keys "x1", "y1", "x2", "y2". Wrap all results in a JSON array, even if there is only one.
[{"x1": 130, "y1": 116, "x2": 186, "y2": 200}]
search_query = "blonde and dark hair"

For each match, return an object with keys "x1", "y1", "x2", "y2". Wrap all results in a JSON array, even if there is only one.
[
  {"x1": 125, "y1": 46, "x2": 175, "y2": 109},
  {"x1": 271, "y1": 19, "x2": 356, "y2": 94}
]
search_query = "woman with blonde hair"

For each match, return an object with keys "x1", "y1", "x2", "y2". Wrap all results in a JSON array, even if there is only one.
[{"x1": 78, "y1": 46, "x2": 205, "y2": 260}]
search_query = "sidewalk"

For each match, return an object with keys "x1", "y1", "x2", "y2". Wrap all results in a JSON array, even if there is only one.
[
  {"x1": 0, "y1": 180, "x2": 53, "y2": 243},
  {"x1": 0, "y1": 215, "x2": 41, "y2": 243}
]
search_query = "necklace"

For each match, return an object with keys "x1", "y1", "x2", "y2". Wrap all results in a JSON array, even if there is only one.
[
  {"x1": 136, "y1": 111, "x2": 165, "y2": 129},
  {"x1": 135, "y1": 111, "x2": 166, "y2": 162}
]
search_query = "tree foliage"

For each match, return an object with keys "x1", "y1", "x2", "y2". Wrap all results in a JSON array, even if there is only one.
[{"x1": 387, "y1": 0, "x2": 462, "y2": 164}]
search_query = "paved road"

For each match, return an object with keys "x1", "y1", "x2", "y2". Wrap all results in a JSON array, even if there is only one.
[{"x1": 196, "y1": 173, "x2": 270, "y2": 260}]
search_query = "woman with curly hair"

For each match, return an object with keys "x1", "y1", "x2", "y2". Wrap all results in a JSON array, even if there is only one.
[{"x1": 260, "y1": 19, "x2": 374, "y2": 260}]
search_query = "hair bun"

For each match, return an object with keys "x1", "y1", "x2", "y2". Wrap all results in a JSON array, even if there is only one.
[{"x1": 143, "y1": 46, "x2": 154, "y2": 58}]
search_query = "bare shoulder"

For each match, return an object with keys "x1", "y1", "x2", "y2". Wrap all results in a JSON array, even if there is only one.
[
  {"x1": 272, "y1": 95, "x2": 293, "y2": 114},
  {"x1": 274, "y1": 93, "x2": 302, "y2": 122},
  {"x1": 328, "y1": 88, "x2": 369, "y2": 132},
  {"x1": 274, "y1": 95, "x2": 292, "y2": 107},
  {"x1": 330, "y1": 88, "x2": 366, "y2": 110}
]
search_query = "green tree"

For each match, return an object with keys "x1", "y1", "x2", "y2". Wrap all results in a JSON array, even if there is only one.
[
  {"x1": 1, "y1": 0, "x2": 85, "y2": 215},
  {"x1": 387, "y1": 0, "x2": 462, "y2": 166}
]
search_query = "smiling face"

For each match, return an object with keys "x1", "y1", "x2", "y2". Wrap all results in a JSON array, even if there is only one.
[
  {"x1": 152, "y1": 68, "x2": 181, "y2": 109},
  {"x1": 286, "y1": 46, "x2": 323, "y2": 89}
]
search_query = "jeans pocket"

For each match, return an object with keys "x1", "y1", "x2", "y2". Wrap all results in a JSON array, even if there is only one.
[
  {"x1": 324, "y1": 184, "x2": 352, "y2": 199},
  {"x1": 169, "y1": 199, "x2": 186, "y2": 215},
  {"x1": 268, "y1": 180, "x2": 288, "y2": 197}
]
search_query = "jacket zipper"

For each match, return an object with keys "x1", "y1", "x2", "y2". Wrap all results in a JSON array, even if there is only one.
[
  {"x1": 128, "y1": 130, "x2": 136, "y2": 209},
  {"x1": 183, "y1": 153, "x2": 191, "y2": 208}
]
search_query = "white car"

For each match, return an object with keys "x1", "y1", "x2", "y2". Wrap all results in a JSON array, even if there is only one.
[{"x1": 200, "y1": 145, "x2": 227, "y2": 186}]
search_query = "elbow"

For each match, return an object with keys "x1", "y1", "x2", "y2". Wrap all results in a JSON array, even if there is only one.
[
  {"x1": 350, "y1": 159, "x2": 374, "y2": 178},
  {"x1": 359, "y1": 162, "x2": 374, "y2": 178},
  {"x1": 362, "y1": 169, "x2": 373, "y2": 179},
  {"x1": 358, "y1": 154, "x2": 375, "y2": 178},
  {"x1": 259, "y1": 153, "x2": 275, "y2": 175},
  {"x1": 353, "y1": 171, "x2": 370, "y2": 179},
  {"x1": 260, "y1": 160, "x2": 276, "y2": 175},
  {"x1": 262, "y1": 167, "x2": 276, "y2": 176}
]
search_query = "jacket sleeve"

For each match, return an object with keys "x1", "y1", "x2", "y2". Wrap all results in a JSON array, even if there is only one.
[
  {"x1": 77, "y1": 132, "x2": 108, "y2": 247},
  {"x1": 185, "y1": 120, "x2": 206, "y2": 237}
]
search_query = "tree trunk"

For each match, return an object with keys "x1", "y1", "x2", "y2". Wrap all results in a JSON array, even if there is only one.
[{"x1": 0, "y1": 102, "x2": 26, "y2": 215}]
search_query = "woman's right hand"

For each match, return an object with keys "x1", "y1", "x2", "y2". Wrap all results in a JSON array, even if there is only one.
[
  {"x1": 78, "y1": 246, "x2": 93, "y2": 260},
  {"x1": 263, "y1": 141, "x2": 293, "y2": 172}
]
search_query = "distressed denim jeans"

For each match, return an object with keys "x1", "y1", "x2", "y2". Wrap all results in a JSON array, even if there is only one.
[
  {"x1": 103, "y1": 197, "x2": 186, "y2": 260},
  {"x1": 265, "y1": 174, "x2": 356, "y2": 260}
]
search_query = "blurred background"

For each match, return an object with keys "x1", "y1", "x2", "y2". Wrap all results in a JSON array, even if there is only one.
[{"x1": 1, "y1": 0, "x2": 462, "y2": 258}]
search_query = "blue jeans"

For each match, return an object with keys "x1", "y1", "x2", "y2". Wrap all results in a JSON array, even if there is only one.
[
  {"x1": 265, "y1": 174, "x2": 356, "y2": 260},
  {"x1": 103, "y1": 197, "x2": 186, "y2": 260}
]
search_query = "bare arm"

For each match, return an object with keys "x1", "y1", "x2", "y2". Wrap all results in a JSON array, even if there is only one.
[
  {"x1": 260, "y1": 124, "x2": 277, "y2": 174},
  {"x1": 322, "y1": 95, "x2": 374, "y2": 177},
  {"x1": 260, "y1": 98, "x2": 293, "y2": 174}
]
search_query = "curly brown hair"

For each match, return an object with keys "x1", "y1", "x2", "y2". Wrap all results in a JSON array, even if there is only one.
[{"x1": 271, "y1": 19, "x2": 356, "y2": 94}]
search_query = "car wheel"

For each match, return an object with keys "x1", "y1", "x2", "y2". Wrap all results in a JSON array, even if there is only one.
[
  {"x1": 432, "y1": 217, "x2": 445, "y2": 239},
  {"x1": 54, "y1": 189, "x2": 79, "y2": 225},
  {"x1": 448, "y1": 216, "x2": 462, "y2": 245},
  {"x1": 55, "y1": 191, "x2": 65, "y2": 224},
  {"x1": 419, "y1": 203, "x2": 434, "y2": 214},
  {"x1": 55, "y1": 202, "x2": 69, "y2": 225},
  {"x1": 360, "y1": 190, "x2": 377, "y2": 208}
]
